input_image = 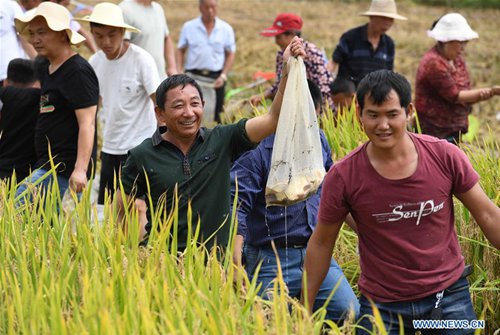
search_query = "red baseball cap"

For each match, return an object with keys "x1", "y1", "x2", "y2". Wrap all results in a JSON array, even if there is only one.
[{"x1": 260, "y1": 13, "x2": 303, "y2": 37}]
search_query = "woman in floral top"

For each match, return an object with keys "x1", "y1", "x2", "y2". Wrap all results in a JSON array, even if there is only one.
[
  {"x1": 415, "y1": 13, "x2": 500, "y2": 144},
  {"x1": 249, "y1": 13, "x2": 334, "y2": 111}
]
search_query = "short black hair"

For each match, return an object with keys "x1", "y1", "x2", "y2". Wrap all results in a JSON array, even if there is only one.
[
  {"x1": 90, "y1": 22, "x2": 106, "y2": 29},
  {"x1": 155, "y1": 74, "x2": 204, "y2": 108},
  {"x1": 89, "y1": 22, "x2": 125, "y2": 31},
  {"x1": 330, "y1": 76, "x2": 356, "y2": 95},
  {"x1": 356, "y1": 70, "x2": 411, "y2": 114},
  {"x1": 7, "y1": 58, "x2": 35, "y2": 85},
  {"x1": 307, "y1": 79, "x2": 322, "y2": 110}
]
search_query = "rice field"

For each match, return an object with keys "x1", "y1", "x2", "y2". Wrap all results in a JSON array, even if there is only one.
[
  {"x1": 1, "y1": 0, "x2": 498, "y2": 334},
  {"x1": 1, "y1": 104, "x2": 499, "y2": 334}
]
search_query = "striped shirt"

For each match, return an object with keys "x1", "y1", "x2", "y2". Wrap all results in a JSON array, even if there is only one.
[{"x1": 333, "y1": 24, "x2": 395, "y2": 86}]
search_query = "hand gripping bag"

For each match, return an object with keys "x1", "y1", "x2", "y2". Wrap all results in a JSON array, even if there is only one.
[{"x1": 265, "y1": 57, "x2": 326, "y2": 206}]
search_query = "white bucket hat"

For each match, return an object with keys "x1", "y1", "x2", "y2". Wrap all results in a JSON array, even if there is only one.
[
  {"x1": 361, "y1": 0, "x2": 407, "y2": 21},
  {"x1": 75, "y1": 2, "x2": 140, "y2": 33},
  {"x1": 427, "y1": 13, "x2": 478, "y2": 42},
  {"x1": 15, "y1": 2, "x2": 85, "y2": 45}
]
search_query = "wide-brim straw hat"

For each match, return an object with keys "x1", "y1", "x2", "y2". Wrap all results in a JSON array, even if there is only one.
[
  {"x1": 427, "y1": 13, "x2": 478, "y2": 42},
  {"x1": 15, "y1": 2, "x2": 85, "y2": 45},
  {"x1": 75, "y1": 2, "x2": 140, "y2": 33},
  {"x1": 361, "y1": 0, "x2": 408, "y2": 21}
]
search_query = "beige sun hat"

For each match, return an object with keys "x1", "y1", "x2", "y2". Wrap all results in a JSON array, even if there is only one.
[
  {"x1": 15, "y1": 2, "x2": 85, "y2": 45},
  {"x1": 75, "y1": 2, "x2": 140, "y2": 33},
  {"x1": 427, "y1": 13, "x2": 478, "y2": 42},
  {"x1": 361, "y1": 0, "x2": 408, "y2": 21}
]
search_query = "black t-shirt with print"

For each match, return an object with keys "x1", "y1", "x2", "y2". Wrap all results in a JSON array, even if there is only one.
[
  {"x1": 0, "y1": 86, "x2": 40, "y2": 181},
  {"x1": 36, "y1": 54, "x2": 99, "y2": 179}
]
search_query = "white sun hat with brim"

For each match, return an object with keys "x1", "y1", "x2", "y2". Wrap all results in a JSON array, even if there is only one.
[
  {"x1": 75, "y1": 2, "x2": 140, "y2": 33},
  {"x1": 360, "y1": 0, "x2": 407, "y2": 21},
  {"x1": 427, "y1": 13, "x2": 478, "y2": 42},
  {"x1": 15, "y1": 2, "x2": 85, "y2": 45}
]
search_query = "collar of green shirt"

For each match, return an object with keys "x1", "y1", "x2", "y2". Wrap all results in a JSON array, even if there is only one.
[{"x1": 151, "y1": 126, "x2": 207, "y2": 147}]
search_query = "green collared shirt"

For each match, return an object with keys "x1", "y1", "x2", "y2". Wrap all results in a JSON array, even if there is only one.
[{"x1": 121, "y1": 119, "x2": 256, "y2": 250}]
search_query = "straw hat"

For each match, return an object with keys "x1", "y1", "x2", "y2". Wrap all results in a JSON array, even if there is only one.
[
  {"x1": 15, "y1": 2, "x2": 85, "y2": 45},
  {"x1": 75, "y1": 2, "x2": 140, "y2": 33},
  {"x1": 427, "y1": 13, "x2": 478, "y2": 42},
  {"x1": 361, "y1": 0, "x2": 407, "y2": 21}
]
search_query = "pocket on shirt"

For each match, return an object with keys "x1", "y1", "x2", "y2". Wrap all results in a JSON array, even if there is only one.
[
  {"x1": 196, "y1": 152, "x2": 217, "y2": 167},
  {"x1": 210, "y1": 39, "x2": 225, "y2": 53},
  {"x1": 120, "y1": 80, "x2": 141, "y2": 97}
]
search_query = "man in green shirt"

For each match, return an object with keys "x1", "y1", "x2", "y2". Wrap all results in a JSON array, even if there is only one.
[{"x1": 116, "y1": 37, "x2": 305, "y2": 250}]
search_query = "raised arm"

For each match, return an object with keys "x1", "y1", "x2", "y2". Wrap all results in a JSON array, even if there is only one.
[
  {"x1": 455, "y1": 182, "x2": 500, "y2": 249},
  {"x1": 245, "y1": 37, "x2": 305, "y2": 143}
]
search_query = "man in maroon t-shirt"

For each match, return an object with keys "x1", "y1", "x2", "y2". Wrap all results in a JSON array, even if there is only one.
[{"x1": 302, "y1": 70, "x2": 500, "y2": 335}]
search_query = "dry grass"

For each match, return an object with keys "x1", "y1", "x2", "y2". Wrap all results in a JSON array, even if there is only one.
[
  {"x1": 161, "y1": 0, "x2": 500, "y2": 137},
  {"x1": 80, "y1": 0, "x2": 500, "y2": 136}
]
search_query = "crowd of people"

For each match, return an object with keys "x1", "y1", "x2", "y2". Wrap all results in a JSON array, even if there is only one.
[{"x1": 1, "y1": 0, "x2": 500, "y2": 333}]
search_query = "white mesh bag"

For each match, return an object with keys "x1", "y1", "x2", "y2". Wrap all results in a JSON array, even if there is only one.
[{"x1": 265, "y1": 57, "x2": 326, "y2": 206}]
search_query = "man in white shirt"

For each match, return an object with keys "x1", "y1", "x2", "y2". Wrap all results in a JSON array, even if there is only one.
[
  {"x1": 119, "y1": 0, "x2": 177, "y2": 80},
  {"x1": 0, "y1": 0, "x2": 35, "y2": 84},
  {"x1": 78, "y1": 3, "x2": 160, "y2": 204},
  {"x1": 177, "y1": 0, "x2": 235, "y2": 123}
]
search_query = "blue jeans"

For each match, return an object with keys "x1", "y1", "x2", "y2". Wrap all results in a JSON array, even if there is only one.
[
  {"x1": 244, "y1": 244, "x2": 360, "y2": 322},
  {"x1": 15, "y1": 168, "x2": 70, "y2": 205},
  {"x1": 357, "y1": 277, "x2": 476, "y2": 335}
]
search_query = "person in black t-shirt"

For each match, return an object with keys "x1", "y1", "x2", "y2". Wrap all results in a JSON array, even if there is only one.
[
  {"x1": 0, "y1": 58, "x2": 40, "y2": 182},
  {"x1": 14, "y1": 2, "x2": 98, "y2": 201},
  {"x1": 329, "y1": 0, "x2": 407, "y2": 87}
]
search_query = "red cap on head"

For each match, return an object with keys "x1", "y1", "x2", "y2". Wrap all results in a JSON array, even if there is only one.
[{"x1": 260, "y1": 13, "x2": 303, "y2": 37}]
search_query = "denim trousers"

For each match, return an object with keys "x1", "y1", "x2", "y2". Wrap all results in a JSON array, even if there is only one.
[
  {"x1": 244, "y1": 244, "x2": 360, "y2": 322},
  {"x1": 357, "y1": 277, "x2": 476, "y2": 335},
  {"x1": 15, "y1": 168, "x2": 70, "y2": 205}
]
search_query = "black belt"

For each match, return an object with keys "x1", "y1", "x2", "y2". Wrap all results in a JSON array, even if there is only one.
[
  {"x1": 186, "y1": 69, "x2": 221, "y2": 78},
  {"x1": 255, "y1": 240, "x2": 308, "y2": 249}
]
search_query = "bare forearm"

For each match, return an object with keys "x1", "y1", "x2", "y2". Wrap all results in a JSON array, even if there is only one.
[
  {"x1": 164, "y1": 36, "x2": 177, "y2": 75},
  {"x1": 456, "y1": 87, "x2": 496, "y2": 104},
  {"x1": 456, "y1": 183, "x2": 500, "y2": 250},
  {"x1": 176, "y1": 48, "x2": 186, "y2": 74},
  {"x1": 475, "y1": 203, "x2": 500, "y2": 249},
  {"x1": 79, "y1": 29, "x2": 97, "y2": 54},
  {"x1": 233, "y1": 234, "x2": 244, "y2": 266},
  {"x1": 301, "y1": 220, "x2": 342, "y2": 312},
  {"x1": 75, "y1": 119, "x2": 95, "y2": 173},
  {"x1": 303, "y1": 236, "x2": 337, "y2": 311},
  {"x1": 221, "y1": 52, "x2": 235, "y2": 76},
  {"x1": 244, "y1": 64, "x2": 288, "y2": 142},
  {"x1": 268, "y1": 65, "x2": 288, "y2": 116},
  {"x1": 19, "y1": 36, "x2": 36, "y2": 58}
]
